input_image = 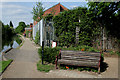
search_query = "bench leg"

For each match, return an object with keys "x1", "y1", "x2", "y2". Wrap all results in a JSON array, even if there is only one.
[
  {"x1": 55, "y1": 56, "x2": 58, "y2": 69},
  {"x1": 98, "y1": 67, "x2": 100, "y2": 74}
]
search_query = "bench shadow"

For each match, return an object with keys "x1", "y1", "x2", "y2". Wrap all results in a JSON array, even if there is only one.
[
  {"x1": 100, "y1": 62, "x2": 109, "y2": 73},
  {"x1": 59, "y1": 61, "x2": 109, "y2": 73}
]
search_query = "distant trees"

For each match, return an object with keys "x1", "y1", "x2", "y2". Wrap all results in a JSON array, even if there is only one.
[
  {"x1": 1, "y1": 21, "x2": 15, "y2": 49},
  {"x1": 26, "y1": 24, "x2": 30, "y2": 28},
  {"x1": 31, "y1": 2, "x2": 44, "y2": 22},
  {"x1": 15, "y1": 21, "x2": 26, "y2": 34},
  {"x1": 9, "y1": 21, "x2": 13, "y2": 28},
  {"x1": 2, "y1": 21, "x2": 15, "y2": 40}
]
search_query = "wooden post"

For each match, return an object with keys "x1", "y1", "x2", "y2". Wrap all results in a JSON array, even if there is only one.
[{"x1": 76, "y1": 26, "x2": 80, "y2": 46}]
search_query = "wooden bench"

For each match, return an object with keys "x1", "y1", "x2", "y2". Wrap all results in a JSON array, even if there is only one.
[{"x1": 55, "y1": 50, "x2": 101, "y2": 73}]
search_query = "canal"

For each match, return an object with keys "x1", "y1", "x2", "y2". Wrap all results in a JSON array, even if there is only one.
[{"x1": 0, "y1": 35, "x2": 22, "y2": 60}]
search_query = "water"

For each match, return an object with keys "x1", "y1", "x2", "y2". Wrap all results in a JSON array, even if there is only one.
[
  {"x1": 1, "y1": 41, "x2": 19, "y2": 52},
  {"x1": 0, "y1": 36, "x2": 22, "y2": 59}
]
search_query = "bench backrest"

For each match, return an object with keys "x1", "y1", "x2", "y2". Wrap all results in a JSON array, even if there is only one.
[{"x1": 59, "y1": 50, "x2": 101, "y2": 68}]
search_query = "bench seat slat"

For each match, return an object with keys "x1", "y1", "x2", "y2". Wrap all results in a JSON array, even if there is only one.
[
  {"x1": 58, "y1": 59, "x2": 98, "y2": 68},
  {"x1": 61, "y1": 54, "x2": 100, "y2": 57},
  {"x1": 61, "y1": 53, "x2": 100, "y2": 57},
  {"x1": 61, "y1": 50, "x2": 99, "y2": 54},
  {"x1": 61, "y1": 55, "x2": 100, "y2": 59},
  {"x1": 61, "y1": 56, "x2": 100, "y2": 62}
]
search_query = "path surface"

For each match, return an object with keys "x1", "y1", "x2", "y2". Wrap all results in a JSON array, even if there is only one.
[
  {"x1": 100, "y1": 57, "x2": 118, "y2": 78},
  {"x1": 1, "y1": 36, "x2": 118, "y2": 78}
]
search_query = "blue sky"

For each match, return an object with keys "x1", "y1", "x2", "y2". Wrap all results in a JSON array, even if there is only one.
[{"x1": 1, "y1": 1, "x2": 88, "y2": 28}]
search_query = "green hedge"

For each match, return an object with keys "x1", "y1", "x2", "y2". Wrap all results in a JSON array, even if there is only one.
[
  {"x1": 38, "y1": 47, "x2": 60, "y2": 64},
  {"x1": 57, "y1": 45, "x2": 100, "y2": 52},
  {"x1": 109, "y1": 51, "x2": 120, "y2": 56}
]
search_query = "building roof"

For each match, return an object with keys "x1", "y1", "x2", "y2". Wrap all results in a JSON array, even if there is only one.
[
  {"x1": 43, "y1": 3, "x2": 68, "y2": 16},
  {"x1": 34, "y1": 3, "x2": 68, "y2": 26}
]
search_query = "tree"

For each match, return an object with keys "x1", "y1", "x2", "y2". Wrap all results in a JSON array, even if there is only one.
[
  {"x1": 10, "y1": 21, "x2": 13, "y2": 28},
  {"x1": 31, "y1": 2, "x2": 44, "y2": 22},
  {"x1": 87, "y1": 2, "x2": 120, "y2": 51},
  {"x1": 15, "y1": 21, "x2": 26, "y2": 34},
  {"x1": 1, "y1": 21, "x2": 15, "y2": 49},
  {"x1": 26, "y1": 24, "x2": 30, "y2": 28}
]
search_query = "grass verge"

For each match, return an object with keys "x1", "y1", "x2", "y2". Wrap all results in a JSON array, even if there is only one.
[
  {"x1": 37, "y1": 60, "x2": 54, "y2": 72},
  {"x1": 0, "y1": 59, "x2": 13, "y2": 73}
]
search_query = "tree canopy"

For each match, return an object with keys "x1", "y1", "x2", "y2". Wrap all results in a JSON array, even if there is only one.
[
  {"x1": 31, "y1": 2, "x2": 44, "y2": 22},
  {"x1": 87, "y1": 2, "x2": 120, "y2": 40},
  {"x1": 15, "y1": 21, "x2": 26, "y2": 34},
  {"x1": 1, "y1": 21, "x2": 15, "y2": 49},
  {"x1": 10, "y1": 21, "x2": 13, "y2": 28}
]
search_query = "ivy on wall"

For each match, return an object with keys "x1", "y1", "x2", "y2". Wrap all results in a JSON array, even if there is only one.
[{"x1": 53, "y1": 7, "x2": 100, "y2": 47}]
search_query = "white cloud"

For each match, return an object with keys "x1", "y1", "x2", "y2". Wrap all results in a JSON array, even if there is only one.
[
  {"x1": 2, "y1": 3, "x2": 31, "y2": 11},
  {"x1": 1, "y1": 1, "x2": 88, "y2": 28},
  {"x1": 1, "y1": 3, "x2": 33, "y2": 28},
  {"x1": 70, "y1": 5, "x2": 78, "y2": 9}
]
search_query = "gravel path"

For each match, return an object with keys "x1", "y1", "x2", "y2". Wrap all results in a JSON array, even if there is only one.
[
  {"x1": 100, "y1": 57, "x2": 118, "y2": 78},
  {"x1": 1, "y1": 36, "x2": 119, "y2": 78}
]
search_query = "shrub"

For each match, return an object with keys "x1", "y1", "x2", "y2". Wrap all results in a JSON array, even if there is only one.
[
  {"x1": 25, "y1": 31, "x2": 31, "y2": 38},
  {"x1": 56, "y1": 45, "x2": 100, "y2": 52},
  {"x1": 38, "y1": 47, "x2": 60, "y2": 64},
  {"x1": 109, "y1": 51, "x2": 114, "y2": 55},
  {"x1": 15, "y1": 36, "x2": 22, "y2": 45},
  {"x1": 116, "y1": 51, "x2": 120, "y2": 56},
  {"x1": 34, "y1": 31, "x2": 40, "y2": 44}
]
